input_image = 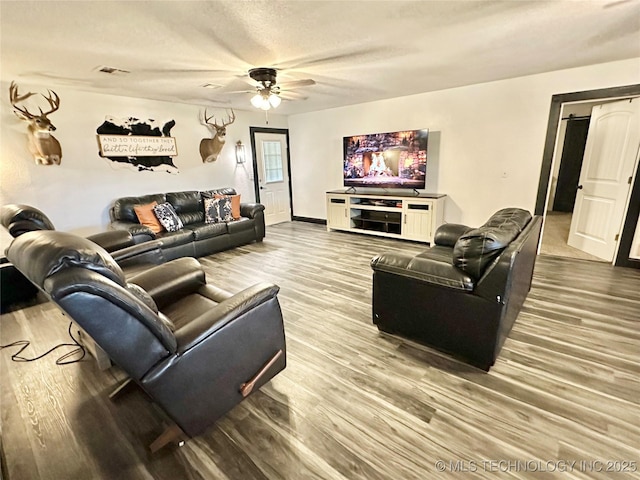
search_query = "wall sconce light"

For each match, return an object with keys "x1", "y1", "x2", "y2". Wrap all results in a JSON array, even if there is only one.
[{"x1": 235, "y1": 141, "x2": 246, "y2": 164}]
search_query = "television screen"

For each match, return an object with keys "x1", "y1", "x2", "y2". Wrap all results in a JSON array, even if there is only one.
[{"x1": 343, "y1": 129, "x2": 428, "y2": 189}]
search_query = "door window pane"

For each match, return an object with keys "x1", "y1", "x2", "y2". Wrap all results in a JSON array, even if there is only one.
[{"x1": 262, "y1": 141, "x2": 284, "y2": 183}]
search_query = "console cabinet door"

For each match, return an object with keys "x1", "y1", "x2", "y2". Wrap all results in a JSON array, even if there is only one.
[
  {"x1": 327, "y1": 196, "x2": 350, "y2": 230},
  {"x1": 403, "y1": 201, "x2": 432, "y2": 241}
]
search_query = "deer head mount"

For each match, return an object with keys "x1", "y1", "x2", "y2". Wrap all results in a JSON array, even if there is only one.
[
  {"x1": 199, "y1": 109, "x2": 235, "y2": 163},
  {"x1": 9, "y1": 81, "x2": 62, "y2": 165}
]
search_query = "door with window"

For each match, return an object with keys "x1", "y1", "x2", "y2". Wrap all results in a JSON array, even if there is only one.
[{"x1": 253, "y1": 131, "x2": 291, "y2": 225}]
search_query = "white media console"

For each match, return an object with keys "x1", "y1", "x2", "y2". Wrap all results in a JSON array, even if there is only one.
[{"x1": 326, "y1": 190, "x2": 446, "y2": 244}]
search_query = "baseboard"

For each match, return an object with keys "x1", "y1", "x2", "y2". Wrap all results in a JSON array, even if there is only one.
[{"x1": 292, "y1": 216, "x2": 327, "y2": 225}]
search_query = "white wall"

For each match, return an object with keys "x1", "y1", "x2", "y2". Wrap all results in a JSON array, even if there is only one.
[
  {"x1": 631, "y1": 216, "x2": 640, "y2": 260},
  {"x1": 0, "y1": 81, "x2": 287, "y2": 234},
  {"x1": 288, "y1": 58, "x2": 640, "y2": 227}
]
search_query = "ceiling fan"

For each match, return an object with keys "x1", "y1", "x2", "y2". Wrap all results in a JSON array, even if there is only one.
[{"x1": 245, "y1": 67, "x2": 315, "y2": 110}]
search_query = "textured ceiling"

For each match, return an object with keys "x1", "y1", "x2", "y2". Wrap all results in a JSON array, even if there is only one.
[{"x1": 1, "y1": 0, "x2": 639, "y2": 115}]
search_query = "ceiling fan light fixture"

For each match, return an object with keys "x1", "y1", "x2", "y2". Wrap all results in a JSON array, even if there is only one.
[
  {"x1": 268, "y1": 93, "x2": 282, "y2": 108},
  {"x1": 251, "y1": 93, "x2": 265, "y2": 108}
]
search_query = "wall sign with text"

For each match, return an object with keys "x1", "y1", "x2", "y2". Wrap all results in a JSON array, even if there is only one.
[
  {"x1": 97, "y1": 135, "x2": 178, "y2": 157},
  {"x1": 96, "y1": 116, "x2": 179, "y2": 173}
]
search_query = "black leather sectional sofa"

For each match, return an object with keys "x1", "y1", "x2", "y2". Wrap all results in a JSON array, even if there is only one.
[
  {"x1": 370, "y1": 208, "x2": 542, "y2": 370},
  {"x1": 108, "y1": 188, "x2": 265, "y2": 261}
]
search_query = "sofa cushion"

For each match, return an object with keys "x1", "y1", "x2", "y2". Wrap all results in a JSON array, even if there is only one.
[
  {"x1": 155, "y1": 229, "x2": 194, "y2": 248},
  {"x1": 453, "y1": 223, "x2": 521, "y2": 280},
  {"x1": 113, "y1": 194, "x2": 167, "y2": 223},
  {"x1": 153, "y1": 202, "x2": 184, "y2": 232},
  {"x1": 166, "y1": 191, "x2": 205, "y2": 226},
  {"x1": 416, "y1": 245, "x2": 455, "y2": 264},
  {"x1": 201, "y1": 188, "x2": 237, "y2": 198},
  {"x1": 166, "y1": 191, "x2": 201, "y2": 214},
  {"x1": 227, "y1": 216, "x2": 254, "y2": 234},
  {"x1": 185, "y1": 222, "x2": 228, "y2": 240},
  {"x1": 134, "y1": 201, "x2": 163, "y2": 234}
]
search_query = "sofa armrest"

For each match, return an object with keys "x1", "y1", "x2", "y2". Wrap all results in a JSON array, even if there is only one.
[
  {"x1": 174, "y1": 282, "x2": 281, "y2": 353},
  {"x1": 86, "y1": 230, "x2": 134, "y2": 252},
  {"x1": 127, "y1": 257, "x2": 206, "y2": 309},
  {"x1": 240, "y1": 203, "x2": 265, "y2": 219},
  {"x1": 434, "y1": 223, "x2": 472, "y2": 247},
  {"x1": 109, "y1": 221, "x2": 156, "y2": 242},
  {"x1": 371, "y1": 252, "x2": 474, "y2": 291}
]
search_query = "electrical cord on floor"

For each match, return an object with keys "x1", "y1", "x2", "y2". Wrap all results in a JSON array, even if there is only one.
[{"x1": 0, "y1": 322, "x2": 86, "y2": 365}]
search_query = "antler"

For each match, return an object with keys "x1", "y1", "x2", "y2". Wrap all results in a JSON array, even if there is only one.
[
  {"x1": 202, "y1": 109, "x2": 235, "y2": 128},
  {"x1": 9, "y1": 81, "x2": 60, "y2": 119},
  {"x1": 202, "y1": 108, "x2": 215, "y2": 126},
  {"x1": 9, "y1": 81, "x2": 38, "y2": 119},
  {"x1": 39, "y1": 90, "x2": 60, "y2": 116},
  {"x1": 220, "y1": 109, "x2": 235, "y2": 127}
]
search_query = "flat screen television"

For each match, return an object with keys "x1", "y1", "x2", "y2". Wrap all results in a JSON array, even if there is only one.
[{"x1": 343, "y1": 129, "x2": 428, "y2": 189}]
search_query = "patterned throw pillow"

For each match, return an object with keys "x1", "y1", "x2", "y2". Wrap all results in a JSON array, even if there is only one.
[
  {"x1": 214, "y1": 193, "x2": 241, "y2": 220},
  {"x1": 204, "y1": 197, "x2": 233, "y2": 224},
  {"x1": 152, "y1": 202, "x2": 184, "y2": 232}
]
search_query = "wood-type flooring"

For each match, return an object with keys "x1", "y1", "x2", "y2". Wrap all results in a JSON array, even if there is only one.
[{"x1": 1, "y1": 221, "x2": 639, "y2": 479}]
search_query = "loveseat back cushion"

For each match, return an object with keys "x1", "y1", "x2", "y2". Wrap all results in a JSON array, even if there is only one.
[
  {"x1": 166, "y1": 191, "x2": 205, "y2": 225},
  {"x1": 453, "y1": 222, "x2": 522, "y2": 280},
  {"x1": 112, "y1": 194, "x2": 167, "y2": 223},
  {"x1": 6, "y1": 230, "x2": 126, "y2": 289},
  {"x1": 483, "y1": 208, "x2": 532, "y2": 231}
]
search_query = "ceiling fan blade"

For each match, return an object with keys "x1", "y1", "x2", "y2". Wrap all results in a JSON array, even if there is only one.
[
  {"x1": 278, "y1": 78, "x2": 316, "y2": 89},
  {"x1": 275, "y1": 47, "x2": 385, "y2": 70},
  {"x1": 280, "y1": 91, "x2": 308, "y2": 101},
  {"x1": 130, "y1": 68, "x2": 239, "y2": 78}
]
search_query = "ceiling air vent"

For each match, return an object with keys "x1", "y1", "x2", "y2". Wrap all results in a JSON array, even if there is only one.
[{"x1": 96, "y1": 66, "x2": 130, "y2": 75}]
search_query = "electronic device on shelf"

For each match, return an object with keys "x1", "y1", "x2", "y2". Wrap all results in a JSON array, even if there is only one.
[{"x1": 343, "y1": 129, "x2": 428, "y2": 190}]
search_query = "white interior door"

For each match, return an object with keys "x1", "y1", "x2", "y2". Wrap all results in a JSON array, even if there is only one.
[
  {"x1": 254, "y1": 132, "x2": 291, "y2": 226},
  {"x1": 568, "y1": 98, "x2": 640, "y2": 261}
]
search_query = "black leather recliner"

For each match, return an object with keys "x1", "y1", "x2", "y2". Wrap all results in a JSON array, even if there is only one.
[
  {"x1": 1, "y1": 203, "x2": 135, "y2": 252},
  {"x1": 6, "y1": 230, "x2": 287, "y2": 450},
  {"x1": 0, "y1": 204, "x2": 167, "y2": 312}
]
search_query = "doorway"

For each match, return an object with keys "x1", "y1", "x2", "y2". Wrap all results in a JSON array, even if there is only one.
[
  {"x1": 249, "y1": 127, "x2": 293, "y2": 226},
  {"x1": 535, "y1": 84, "x2": 640, "y2": 268}
]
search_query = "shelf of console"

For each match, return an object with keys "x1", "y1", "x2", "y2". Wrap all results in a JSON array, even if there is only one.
[
  {"x1": 352, "y1": 204, "x2": 402, "y2": 212},
  {"x1": 326, "y1": 191, "x2": 446, "y2": 244}
]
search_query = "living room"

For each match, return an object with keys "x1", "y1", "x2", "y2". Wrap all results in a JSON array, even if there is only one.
[{"x1": 1, "y1": 1, "x2": 639, "y2": 479}]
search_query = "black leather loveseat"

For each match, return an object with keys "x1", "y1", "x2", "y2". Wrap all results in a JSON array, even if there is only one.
[
  {"x1": 370, "y1": 208, "x2": 542, "y2": 370},
  {"x1": 108, "y1": 188, "x2": 265, "y2": 260}
]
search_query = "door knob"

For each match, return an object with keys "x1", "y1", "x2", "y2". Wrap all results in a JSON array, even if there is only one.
[{"x1": 577, "y1": 185, "x2": 583, "y2": 190}]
